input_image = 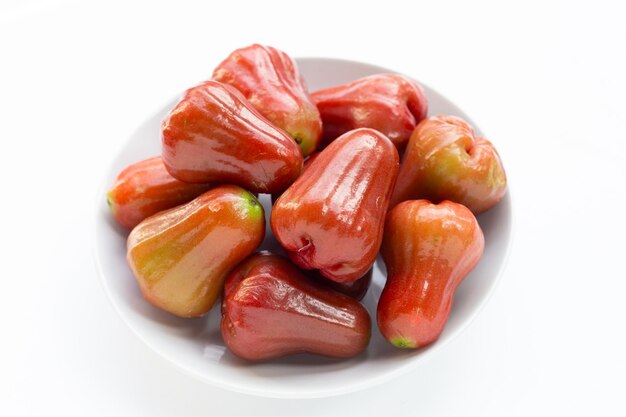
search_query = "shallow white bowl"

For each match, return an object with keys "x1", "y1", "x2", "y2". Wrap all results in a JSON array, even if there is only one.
[{"x1": 94, "y1": 57, "x2": 513, "y2": 398}]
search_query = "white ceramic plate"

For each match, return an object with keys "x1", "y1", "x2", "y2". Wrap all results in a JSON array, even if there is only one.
[{"x1": 94, "y1": 58, "x2": 513, "y2": 398}]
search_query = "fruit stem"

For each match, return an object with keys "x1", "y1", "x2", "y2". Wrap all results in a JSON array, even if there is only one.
[{"x1": 391, "y1": 337, "x2": 417, "y2": 349}]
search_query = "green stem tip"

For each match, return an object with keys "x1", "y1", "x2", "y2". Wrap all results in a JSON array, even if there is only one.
[{"x1": 390, "y1": 337, "x2": 418, "y2": 349}]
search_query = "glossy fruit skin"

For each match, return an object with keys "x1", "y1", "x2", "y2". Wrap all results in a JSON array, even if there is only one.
[
  {"x1": 126, "y1": 185, "x2": 265, "y2": 318},
  {"x1": 270, "y1": 152, "x2": 321, "y2": 205},
  {"x1": 106, "y1": 156, "x2": 212, "y2": 230},
  {"x1": 302, "y1": 152, "x2": 321, "y2": 171},
  {"x1": 311, "y1": 73, "x2": 428, "y2": 151},
  {"x1": 271, "y1": 128, "x2": 399, "y2": 283},
  {"x1": 378, "y1": 200, "x2": 484, "y2": 349},
  {"x1": 221, "y1": 252, "x2": 371, "y2": 360},
  {"x1": 212, "y1": 44, "x2": 322, "y2": 157},
  {"x1": 161, "y1": 80, "x2": 303, "y2": 194},
  {"x1": 390, "y1": 115, "x2": 507, "y2": 214},
  {"x1": 306, "y1": 268, "x2": 372, "y2": 301}
]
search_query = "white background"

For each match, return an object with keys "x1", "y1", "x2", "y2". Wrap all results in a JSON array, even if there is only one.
[{"x1": 2, "y1": 0, "x2": 625, "y2": 415}]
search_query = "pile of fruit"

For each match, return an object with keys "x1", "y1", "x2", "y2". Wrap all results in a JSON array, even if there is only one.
[{"x1": 106, "y1": 44, "x2": 507, "y2": 361}]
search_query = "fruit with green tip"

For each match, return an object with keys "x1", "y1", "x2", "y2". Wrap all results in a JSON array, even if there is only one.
[
  {"x1": 126, "y1": 185, "x2": 265, "y2": 318},
  {"x1": 377, "y1": 199, "x2": 484, "y2": 349},
  {"x1": 212, "y1": 44, "x2": 322, "y2": 156}
]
